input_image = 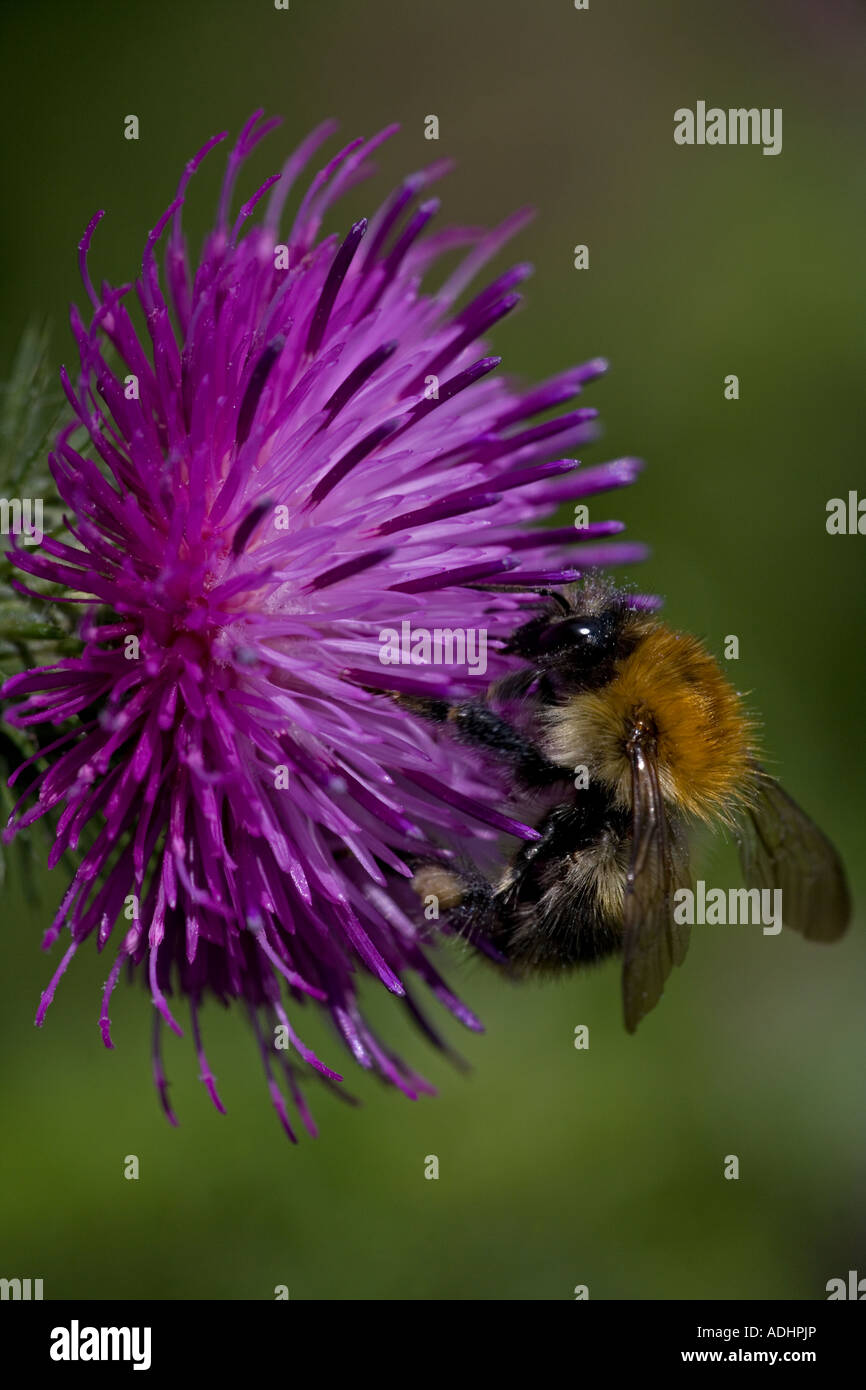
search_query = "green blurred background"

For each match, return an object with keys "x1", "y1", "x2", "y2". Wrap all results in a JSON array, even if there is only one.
[{"x1": 0, "y1": 0, "x2": 864, "y2": 1300}]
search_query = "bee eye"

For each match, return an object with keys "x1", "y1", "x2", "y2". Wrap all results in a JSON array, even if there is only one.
[{"x1": 537, "y1": 615, "x2": 613, "y2": 655}]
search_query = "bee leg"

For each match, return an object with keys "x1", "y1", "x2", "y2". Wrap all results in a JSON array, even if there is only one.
[
  {"x1": 396, "y1": 693, "x2": 568, "y2": 791},
  {"x1": 411, "y1": 861, "x2": 506, "y2": 956},
  {"x1": 447, "y1": 701, "x2": 567, "y2": 789}
]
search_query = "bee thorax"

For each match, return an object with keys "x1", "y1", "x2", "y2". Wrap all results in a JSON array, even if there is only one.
[{"x1": 542, "y1": 624, "x2": 755, "y2": 823}]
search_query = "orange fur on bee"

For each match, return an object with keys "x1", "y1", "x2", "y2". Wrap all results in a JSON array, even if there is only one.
[{"x1": 543, "y1": 620, "x2": 756, "y2": 824}]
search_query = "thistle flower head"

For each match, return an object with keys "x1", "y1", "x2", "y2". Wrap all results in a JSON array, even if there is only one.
[{"x1": 2, "y1": 113, "x2": 645, "y2": 1138}]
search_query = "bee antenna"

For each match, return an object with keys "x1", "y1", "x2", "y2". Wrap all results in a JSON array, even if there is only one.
[{"x1": 536, "y1": 587, "x2": 572, "y2": 616}]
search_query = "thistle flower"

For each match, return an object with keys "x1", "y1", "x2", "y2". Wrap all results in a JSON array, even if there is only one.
[{"x1": 1, "y1": 113, "x2": 645, "y2": 1138}]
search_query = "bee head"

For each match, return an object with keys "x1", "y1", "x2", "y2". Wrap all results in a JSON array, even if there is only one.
[{"x1": 507, "y1": 606, "x2": 622, "y2": 675}]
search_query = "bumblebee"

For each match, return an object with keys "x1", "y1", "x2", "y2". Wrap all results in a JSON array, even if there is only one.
[{"x1": 409, "y1": 581, "x2": 850, "y2": 1030}]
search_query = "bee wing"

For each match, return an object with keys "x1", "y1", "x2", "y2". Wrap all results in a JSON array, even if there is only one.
[
  {"x1": 622, "y1": 743, "x2": 692, "y2": 1033},
  {"x1": 736, "y1": 770, "x2": 850, "y2": 942}
]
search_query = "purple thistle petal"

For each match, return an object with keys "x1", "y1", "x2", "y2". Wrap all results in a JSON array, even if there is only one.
[
  {"x1": 320, "y1": 338, "x2": 398, "y2": 424},
  {"x1": 306, "y1": 219, "x2": 368, "y2": 355},
  {"x1": 307, "y1": 419, "x2": 402, "y2": 508},
  {"x1": 35, "y1": 940, "x2": 78, "y2": 1027},
  {"x1": 152, "y1": 1015, "x2": 180, "y2": 1128},
  {"x1": 191, "y1": 999, "x2": 227, "y2": 1115},
  {"x1": 305, "y1": 547, "x2": 394, "y2": 592}
]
